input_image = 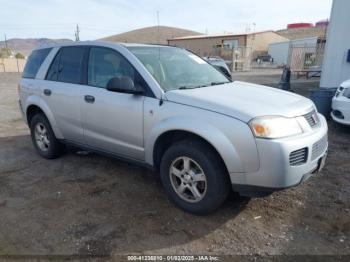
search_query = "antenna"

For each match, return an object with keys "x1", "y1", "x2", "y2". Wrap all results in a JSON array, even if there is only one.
[
  {"x1": 75, "y1": 24, "x2": 80, "y2": 41},
  {"x1": 157, "y1": 11, "x2": 160, "y2": 44}
]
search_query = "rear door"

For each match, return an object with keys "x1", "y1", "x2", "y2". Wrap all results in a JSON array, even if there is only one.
[
  {"x1": 20, "y1": 48, "x2": 52, "y2": 108},
  {"x1": 80, "y1": 46, "x2": 146, "y2": 160},
  {"x1": 40, "y1": 46, "x2": 87, "y2": 144}
]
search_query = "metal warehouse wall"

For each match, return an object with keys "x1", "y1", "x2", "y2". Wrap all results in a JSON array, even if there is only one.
[
  {"x1": 321, "y1": 0, "x2": 350, "y2": 88},
  {"x1": 268, "y1": 41, "x2": 289, "y2": 65}
]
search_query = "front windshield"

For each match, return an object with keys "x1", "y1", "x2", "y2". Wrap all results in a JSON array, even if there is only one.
[{"x1": 127, "y1": 46, "x2": 230, "y2": 91}]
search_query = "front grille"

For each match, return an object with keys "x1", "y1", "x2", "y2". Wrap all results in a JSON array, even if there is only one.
[
  {"x1": 312, "y1": 136, "x2": 328, "y2": 161},
  {"x1": 304, "y1": 110, "x2": 319, "y2": 128},
  {"x1": 290, "y1": 148, "x2": 308, "y2": 166}
]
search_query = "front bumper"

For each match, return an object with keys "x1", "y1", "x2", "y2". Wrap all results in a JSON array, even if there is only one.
[
  {"x1": 231, "y1": 113, "x2": 328, "y2": 196},
  {"x1": 331, "y1": 96, "x2": 350, "y2": 125}
]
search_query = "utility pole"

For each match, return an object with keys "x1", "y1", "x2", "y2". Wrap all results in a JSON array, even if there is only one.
[
  {"x1": 75, "y1": 24, "x2": 80, "y2": 41},
  {"x1": 4, "y1": 34, "x2": 8, "y2": 49},
  {"x1": 156, "y1": 11, "x2": 160, "y2": 44}
]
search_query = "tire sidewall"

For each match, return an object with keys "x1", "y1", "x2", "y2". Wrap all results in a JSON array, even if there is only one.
[
  {"x1": 160, "y1": 141, "x2": 229, "y2": 214},
  {"x1": 30, "y1": 113, "x2": 61, "y2": 159}
]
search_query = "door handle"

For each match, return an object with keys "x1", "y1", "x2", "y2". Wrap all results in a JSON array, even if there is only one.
[
  {"x1": 43, "y1": 89, "x2": 51, "y2": 96},
  {"x1": 84, "y1": 95, "x2": 95, "y2": 103}
]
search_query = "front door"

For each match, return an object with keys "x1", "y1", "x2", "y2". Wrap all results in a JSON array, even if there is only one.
[{"x1": 81, "y1": 47, "x2": 145, "y2": 160}]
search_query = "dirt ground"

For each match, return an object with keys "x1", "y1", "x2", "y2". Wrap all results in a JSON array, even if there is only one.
[{"x1": 0, "y1": 72, "x2": 349, "y2": 258}]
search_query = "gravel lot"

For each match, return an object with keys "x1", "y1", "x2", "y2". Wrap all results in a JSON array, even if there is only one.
[{"x1": 0, "y1": 72, "x2": 349, "y2": 257}]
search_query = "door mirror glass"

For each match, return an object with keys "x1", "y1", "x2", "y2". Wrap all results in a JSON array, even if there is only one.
[{"x1": 106, "y1": 76, "x2": 142, "y2": 94}]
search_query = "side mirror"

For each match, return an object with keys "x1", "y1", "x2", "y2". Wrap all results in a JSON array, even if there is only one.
[{"x1": 106, "y1": 76, "x2": 143, "y2": 95}]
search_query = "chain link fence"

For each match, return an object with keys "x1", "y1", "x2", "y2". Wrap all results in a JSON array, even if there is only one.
[{"x1": 287, "y1": 40, "x2": 326, "y2": 73}]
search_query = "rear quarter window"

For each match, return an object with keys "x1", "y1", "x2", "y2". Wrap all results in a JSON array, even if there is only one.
[{"x1": 22, "y1": 48, "x2": 52, "y2": 79}]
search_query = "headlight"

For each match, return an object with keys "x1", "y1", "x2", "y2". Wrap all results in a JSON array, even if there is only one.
[
  {"x1": 342, "y1": 88, "x2": 350, "y2": 98},
  {"x1": 249, "y1": 116, "x2": 303, "y2": 139}
]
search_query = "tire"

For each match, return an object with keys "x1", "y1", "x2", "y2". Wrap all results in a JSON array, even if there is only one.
[
  {"x1": 30, "y1": 113, "x2": 65, "y2": 159},
  {"x1": 160, "y1": 140, "x2": 230, "y2": 215}
]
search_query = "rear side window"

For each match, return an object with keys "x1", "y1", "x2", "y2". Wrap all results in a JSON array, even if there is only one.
[
  {"x1": 46, "y1": 46, "x2": 85, "y2": 84},
  {"x1": 22, "y1": 48, "x2": 52, "y2": 79}
]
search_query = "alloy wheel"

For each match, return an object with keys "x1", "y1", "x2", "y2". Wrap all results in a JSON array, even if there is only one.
[
  {"x1": 34, "y1": 122, "x2": 50, "y2": 152},
  {"x1": 169, "y1": 156, "x2": 207, "y2": 203}
]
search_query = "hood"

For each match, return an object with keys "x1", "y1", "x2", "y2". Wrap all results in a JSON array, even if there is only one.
[{"x1": 165, "y1": 81, "x2": 315, "y2": 122}]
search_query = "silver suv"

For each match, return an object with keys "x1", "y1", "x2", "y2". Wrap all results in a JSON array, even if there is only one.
[{"x1": 19, "y1": 41, "x2": 328, "y2": 214}]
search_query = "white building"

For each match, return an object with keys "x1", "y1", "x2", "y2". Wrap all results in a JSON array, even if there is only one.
[{"x1": 321, "y1": 0, "x2": 350, "y2": 88}]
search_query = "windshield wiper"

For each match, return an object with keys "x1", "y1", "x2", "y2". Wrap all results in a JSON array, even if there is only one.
[
  {"x1": 178, "y1": 86, "x2": 197, "y2": 90},
  {"x1": 178, "y1": 82, "x2": 229, "y2": 90},
  {"x1": 178, "y1": 85, "x2": 208, "y2": 90},
  {"x1": 210, "y1": 81, "x2": 230, "y2": 86}
]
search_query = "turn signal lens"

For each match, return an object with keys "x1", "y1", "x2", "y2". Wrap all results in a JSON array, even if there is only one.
[{"x1": 252, "y1": 123, "x2": 267, "y2": 136}]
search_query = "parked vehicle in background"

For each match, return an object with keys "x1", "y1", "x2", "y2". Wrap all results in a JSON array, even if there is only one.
[
  {"x1": 331, "y1": 79, "x2": 350, "y2": 125},
  {"x1": 256, "y1": 54, "x2": 273, "y2": 63},
  {"x1": 202, "y1": 56, "x2": 231, "y2": 79},
  {"x1": 19, "y1": 41, "x2": 328, "y2": 214}
]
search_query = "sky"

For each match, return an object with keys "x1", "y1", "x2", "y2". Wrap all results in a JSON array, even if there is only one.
[{"x1": 0, "y1": 0, "x2": 333, "y2": 40}]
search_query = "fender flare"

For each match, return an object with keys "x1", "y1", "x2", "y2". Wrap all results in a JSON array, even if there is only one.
[
  {"x1": 24, "y1": 95, "x2": 64, "y2": 139},
  {"x1": 145, "y1": 116, "x2": 244, "y2": 173}
]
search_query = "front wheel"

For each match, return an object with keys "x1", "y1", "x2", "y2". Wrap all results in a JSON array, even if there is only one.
[{"x1": 160, "y1": 140, "x2": 230, "y2": 215}]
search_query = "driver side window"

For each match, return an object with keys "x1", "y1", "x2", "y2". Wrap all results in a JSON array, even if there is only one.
[{"x1": 88, "y1": 47, "x2": 136, "y2": 88}]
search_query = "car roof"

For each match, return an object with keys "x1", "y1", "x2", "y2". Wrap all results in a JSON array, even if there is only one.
[{"x1": 32, "y1": 40, "x2": 173, "y2": 51}]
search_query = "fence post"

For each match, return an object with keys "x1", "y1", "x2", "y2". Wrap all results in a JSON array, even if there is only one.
[
  {"x1": 232, "y1": 47, "x2": 236, "y2": 72},
  {"x1": 2, "y1": 58, "x2": 5, "y2": 73}
]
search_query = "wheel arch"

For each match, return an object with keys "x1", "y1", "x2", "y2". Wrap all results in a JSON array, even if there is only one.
[
  {"x1": 152, "y1": 130, "x2": 229, "y2": 171},
  {"x1": 146, "y1": 118, "x2": 244, "y2": 175},
  {"x1": 24, "y1": 96, "x2": 64, "y2": 139}
]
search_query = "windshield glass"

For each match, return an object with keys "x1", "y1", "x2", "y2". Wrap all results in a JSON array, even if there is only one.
[{"x1": 127, "y1": 46, "x2": 230, "y2": 91}]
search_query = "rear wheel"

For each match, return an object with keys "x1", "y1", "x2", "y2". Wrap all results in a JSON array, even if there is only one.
[
  {"x1": 160, "y1": 140, "x2": 230, "y2": 215},
  {"x1": 30, "y1": 113, "x2": 65, "y2": 159}
]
